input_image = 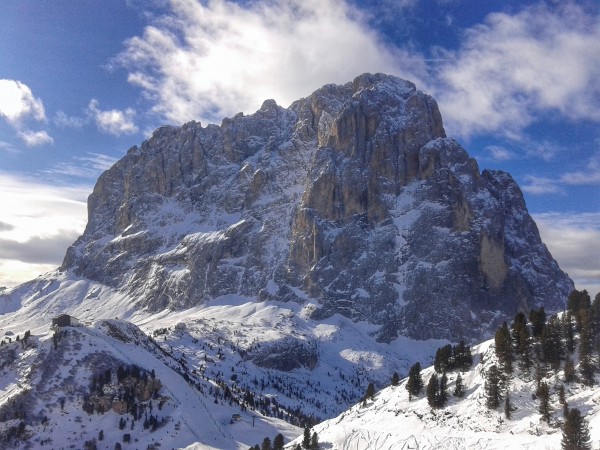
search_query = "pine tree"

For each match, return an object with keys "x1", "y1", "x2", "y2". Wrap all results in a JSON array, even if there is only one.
[
  {"x1": 454, "y1": 340, "x2": 473, "y2": 371},
  {"x1": 579, "y1": 310, "x2": 595, "y2": 386},
  {"x1": 434, "y1": 344, "x2": 453, "y2": 373},
  {"x1": 364, "y1": 382, "x2": 375, "y2": 401},
  {"x1": 562, "y1": 407, "x2": 591, "y2": 450},
  {"x1": 406, "y1": 362, "x2": 423, "y2": 400},
  {"x1": 302, "y1": 427, "x2": 311, "y2": 449},
  {"x1": 454, "y1": 372, "x2": 464, "y2": 398},
  {"x1": 495, "y1": 322, "x2": 513, "y2": 374},
  {"x1": 438, "y1": 372, "x2": 448, "y2": 406},
  {"x1": 273, "y1": 433, "x2": 285, "y2": 450},
  {"x1": 568, "y1": 289, "x2": 591, "y2": 331},
  {"x1": 510, "y1": 312, "x2": 532, "y2": 372},
  {"x1": 504, "y1": 394, "x2": 511, "y2": 420},
  {"x1": 529, "y1": 307, "x2": 546, "y2": 338},
  {"x1": 391, "y1": 372, "x2": 400, "y2": 386},
  {"x1": 564, "y1": 356, "x2": 576, "y2": 383},
  {"x1": 559, "y1": 385, "x2": 566, "y2": 405},
  {"x1": 310, "y1": 431, "x2": 319, "y2": 450},
  {"x1": 538, "y1": 381, "x2": 551, "y2": 422},
  {"x1": 541, "y1": 315, "x2": 564, "y2": 371},
  {"x1": 426, "y1": 374, "x2": 438, "y2": 408},
  {"x1": 591, "y1": 292, "x2": 600, "y2": 348},
  {"x1": 261, "y1": 437, "x2": 272, "y2": 450},
  {"x1": 563, "y1": 312, "x2": 575, "y2": 353},
  {"x1": 484, "y1": 365, "x2": 503, "y2": 409}
]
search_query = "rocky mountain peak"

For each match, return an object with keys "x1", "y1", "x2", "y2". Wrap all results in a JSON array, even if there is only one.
[{"x1": 62, "y1": 73, "x2": 572, "y2": 342}]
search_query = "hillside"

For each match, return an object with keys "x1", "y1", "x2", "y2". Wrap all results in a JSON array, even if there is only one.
[{"x1": 305, "y1": 298, "x2": 600, "y2": 449}]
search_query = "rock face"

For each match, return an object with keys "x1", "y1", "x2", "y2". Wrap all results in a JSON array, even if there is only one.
[{"x1": 62, "y1": 73, "x2": 572, "y2": 342}]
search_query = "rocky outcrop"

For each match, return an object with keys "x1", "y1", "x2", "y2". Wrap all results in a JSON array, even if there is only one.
[{"x1": 62, "y1": 73, "x2": 573, "y2": 342}]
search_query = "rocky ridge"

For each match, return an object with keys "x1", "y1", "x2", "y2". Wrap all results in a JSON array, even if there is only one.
[{"x1": 62, "y1": 73, "x2": 572, "y2": 342}]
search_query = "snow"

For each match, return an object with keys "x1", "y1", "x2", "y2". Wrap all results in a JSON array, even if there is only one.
[{"x1": 301, "y1": 338, "x2": 600, "y2": 450}]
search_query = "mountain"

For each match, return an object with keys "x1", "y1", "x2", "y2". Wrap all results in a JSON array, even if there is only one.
[
  {"x1": 0, "y1": 73, "x2": 576, "y2": 448},
  {"x1": 60, "y1": 73, "x2": 571, "y2": 343}
]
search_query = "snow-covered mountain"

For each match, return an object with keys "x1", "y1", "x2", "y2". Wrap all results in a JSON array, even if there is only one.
[
  {"x1": 59, "y1": 73, "x2": 570, "y2": 343},
  {"x1": 0, "y1": 73, "x2": 576, "y2": 448}
]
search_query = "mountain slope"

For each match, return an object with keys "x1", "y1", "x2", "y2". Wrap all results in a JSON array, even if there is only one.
[
  {"x1": 0, "y1": 318, "x2": 301, "y2": 449},
  {"x1": 307, "y1": 323, "x2": 600, "y2": 449}
]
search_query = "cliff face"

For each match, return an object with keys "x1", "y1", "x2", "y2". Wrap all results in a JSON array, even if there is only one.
[{"x1": 62, "y1": 73, "x2": 572, "y2": 341}]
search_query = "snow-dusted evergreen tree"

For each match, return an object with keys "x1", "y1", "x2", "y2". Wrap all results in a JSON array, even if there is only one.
[
  {"x1": 406, "y1": 362, "x2": 423, "y2": 400},
  {"x1": 538, "y1": 381, "x2": 551, "y2": 422},
  {"x1": 391, "y1": 372, "x2": 400, "y2": 386},
  {"x1": 453, "y1": 372, "x2": 464, "y2": 398},
  {"x1": 273, "y1": 433, "x2": 284, "y2": 450},
  {"x1": 529, "y1": 307, "x2": 546, "y2": 338},
  {"x1": 426, "y1": 374, "x2": 438, "y2": 408},
  {"x1": 484, "y1": 365, "x2": 503, "y2": 409},
  {"x1": 562, "y1": 407, "x2": 591, "y2": 450},
  {"x1": 495, "y1": 322, "x2": 513, "y2": 374}
]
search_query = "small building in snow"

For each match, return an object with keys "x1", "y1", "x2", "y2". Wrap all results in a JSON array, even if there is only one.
[{"x1": 52, "y1": 314, "x2": 81, "y2": 328}]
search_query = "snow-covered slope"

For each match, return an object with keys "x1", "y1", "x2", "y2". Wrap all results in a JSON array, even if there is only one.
[
  {"x1": 0, "y1": 316, "x2": 301, "y2": 449},
  {"x1": 306, "y1": 329, "x2": 600, "y2": 449},
  {"x1": 0, "y1": 270, "x2": 446, "y2": 427}
]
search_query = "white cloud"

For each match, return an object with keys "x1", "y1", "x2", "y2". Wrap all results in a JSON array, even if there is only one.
[
  {"x1": 560, "y1": 151, "x2": 600, "y2": 185},
  {"x1": 485, "y1": 145, "x2": 514, "y2": 161},
  {"x1": 88, "y1": 99, "x2": 139, "y2": 136},
  {"x1": 0, "y1": 141, "x2": 18, "y2": 153},
  {"x1": 115, "y1": 0, "x2": 425, "y2": 125},
  {"x1": 0, "y1": 79, "x2": 46, "y2": 125},
  {"x1": 534, "y1": 212, "x2": 600, "y2": 295},
  {"x1": 0, "y1": 172, "x2": 89, "y2": 287},
  {"x1": 53, "y1": 110, "x2": 86, "y2": 129},
  {"x1": 16, "y1": 130, "x2": 54, "y2": 147},
  {"x1": 435, "y1": 3, "x2": 600, "y2": 138},
  {"x1": 0, "y1": 79, "x2": 53, "y2": 147},
  {"x1": 44, "y1": 153, "x2": 118, "y2": 180},
  {"x1": 521, "y1": 175, "x2": 564, "y2": 196}
]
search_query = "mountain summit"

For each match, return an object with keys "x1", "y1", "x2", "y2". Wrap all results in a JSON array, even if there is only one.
[{"x1": 62, "y1": 73, "x2": 571, "y2": 342}]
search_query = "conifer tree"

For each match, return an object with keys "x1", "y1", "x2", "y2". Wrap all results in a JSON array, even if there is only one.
[
  {"x1": 261, "y1": 437, "x2": 272, "y2": 450},
  {"x1": 562, "y1": 407, "x2": 591, "y2": 450},
  {"x1": 364, "y1": 382, "x2": 375, "y2": 401},
  {"x1": 559, "y1": 385, "x2": 566, "y2": 405},
  {"x1": 504, "y1": 394, "x2": 511, "y2": 420},
  {"x1": 391, "y1": 372, "x2": 400, "y2": 387},
  {"x1": 484, "y1": 365, "x2": 503, "y2": 409},
  {"x1": 426, "y1": 374, "x2": 438, "y2": 408},
  {"x1": 564, "y1": 356, "x2": 576, "y2": 383},
  {"x1": 439, "y1": 372, "x2": 448, "y2": 406},
  {"x1": 579, "y1": 311, "x2": 595, "y2": 386},
  {"x1": 310, "y1": 431, "x2": 319, "y2": 450},
  {"x1": 541, "y1": 315, "x2": 564, "y2": 371},
  {"x1": 529, "y1": 307, "x2": 546, "y2": 338},
  {"x1": 434, "y1": 344, "x2": 452, "y2": 373},
  {"x1": 273, "y1": 433, "x2": 285, "y2": 450},
  {"x1": 454, "y1": 340, "x2": 473, "y2": 371},
  {"x1": 406, "y1": 362, "x2": 423, "y2": 400},
  {"x1": 454, "y1": 372, "x2": 464, "y2": 398},
  {"x1": 302, "y1": 427, "x2": 311, "y2": 449},
  {"x1": 495, "y1": 322, "x2": 513, "y2": 374},
  {"x1": 563, "y1": 312, "x2": 575, "y2": 353},
  {"x1": 568, "y1": 289, "x2": 591, "y2": 331},
  {"x1": 512, "y1": 312, "x2": 532, "y2": 371},
  {"x1": 538, "y1": 381, "x2": 551, "y2": 422}
]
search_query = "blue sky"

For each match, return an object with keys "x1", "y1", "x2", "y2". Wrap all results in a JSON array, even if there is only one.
[{"x1": 0, "y1": 0, "x2": 599, "y2": 294}]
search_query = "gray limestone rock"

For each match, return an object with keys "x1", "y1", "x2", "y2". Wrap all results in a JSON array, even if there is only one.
[{"x1": 62, "y1": 73, "x2": 573, "y2": 342}]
